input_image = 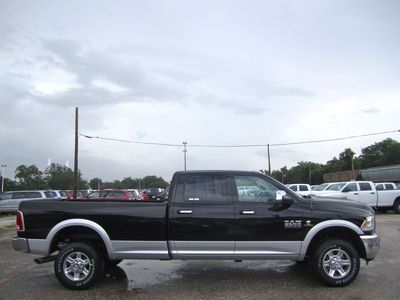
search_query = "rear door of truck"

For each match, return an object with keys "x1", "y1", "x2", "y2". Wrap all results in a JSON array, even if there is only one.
[{"x1": 169, "y1": 173, "x2": 236, "y2": 258}]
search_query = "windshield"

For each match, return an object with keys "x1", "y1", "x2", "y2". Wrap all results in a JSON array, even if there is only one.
[
  {"x1": 313, "y1": 183, "x2": 329, "y2": 191},
  {"x1": 326, "y1": 183, "x2": 346, "y2": 191}
]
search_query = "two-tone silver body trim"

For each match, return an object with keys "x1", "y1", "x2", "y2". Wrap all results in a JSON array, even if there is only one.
[
  {"x1": 297, "y1": 219, "x2": 364, "y2": 260},
  {"x1": 235, "y1": 241, "x2": 300, "y2": 259},
  {"x1": 360, "y1": 233, "x2": 380, "y2": 260},
  {"x1": 18, "y1": 218, "x2": 377, "y2": 262},
  {"x1": 46, "y1": 219, "x2": 115, "y2": 258},
  {"x1": 169, "y1": 241, "x2": 301, "y2": 259},
  {"x1": 111, "y1": 241, "x2": 169, "y2": 259}
]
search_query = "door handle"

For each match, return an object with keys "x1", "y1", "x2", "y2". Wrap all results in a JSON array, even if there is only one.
[
  {"x1": 370, "y1": 192, "x2": 375, "y2": 194},
  {"x1": 353, "y1": 193, "x2": 358, "y2": 195},
  {"x1": 240, "y1": 210, "x2": 255, "y2": 215},
  {"x1": 178, "y1": 210, "x2": 192, "y2": 214}
]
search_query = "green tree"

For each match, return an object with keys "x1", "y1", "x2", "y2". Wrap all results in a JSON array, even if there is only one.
[
  {"x1": 45, "y1": 163, "x2": 88, "y2": 190},
  {"x1": 89, "y1": 177, "x2": 102, "y2": 190},
  {"x1": 1, "y1": 177, "x2": 17, "y2": 191},
  {"x1": 120, "y1": 177, "x2": 141, "y2": 189},
  {"x1": 359, "y1": 138, "x2": 400, "y2": 168},
  {"x1": 15, "y1": 165, "x2": 48, "y2": 189},
  {"x1": 142, "y1": 175, "x2": 169, "y2": 188}
]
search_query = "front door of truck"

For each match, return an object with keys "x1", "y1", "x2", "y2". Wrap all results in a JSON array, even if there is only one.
[
  {"x1": 169, "y1": 173, "x2": 236, "y2": 258},
  {"x1": 233, "y1": 175, "x2": 304, "y2": 259}
]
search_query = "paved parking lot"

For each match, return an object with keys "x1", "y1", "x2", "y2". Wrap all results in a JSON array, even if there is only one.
[{"x1": 0, "y1": 213, "x2": 399, "y2": 300}]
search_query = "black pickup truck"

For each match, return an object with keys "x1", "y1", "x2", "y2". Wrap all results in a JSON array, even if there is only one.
[{"x1": 12, "y1": 170, "x2": 380, "y2": 289}]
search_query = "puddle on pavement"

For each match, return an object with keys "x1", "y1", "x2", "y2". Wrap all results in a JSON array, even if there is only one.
[
  {"x1": 118, "y1": 260, "x2": 297, "y2": 291},
  {"x1": 119, "y1": 260, "x2": 182, "y2": 291}
]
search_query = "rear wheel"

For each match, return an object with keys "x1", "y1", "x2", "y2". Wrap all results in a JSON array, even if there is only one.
[
  {"x1": 312, "y1": 239, "x2": 360, "y2": 287},
  {"x1": 54, "y1": 242, "x2": 104, "y2": 290}
]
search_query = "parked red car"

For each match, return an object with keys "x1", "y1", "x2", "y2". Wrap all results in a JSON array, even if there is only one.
[{"x1": 64, "y1": 190, "x2": 85, "y2": 200}]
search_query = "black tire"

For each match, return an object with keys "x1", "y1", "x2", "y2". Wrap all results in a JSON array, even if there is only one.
[
  {"x1": 394, "y1": 200, "x2": 400, "y2": 214},
  {"x1": 377, "y1": 207, "x2": 389, "y2": 213},
  {"x1": 311, "y1": 239, "x2": 360, "y2": 287},
  {"x1": 54, "y1": 242, "x2": 104, "y2": 290}
]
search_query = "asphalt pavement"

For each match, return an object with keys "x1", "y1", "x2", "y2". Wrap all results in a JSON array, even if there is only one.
[{"x1": 0, "y1": 213, "x2": 399, "y2": 300}]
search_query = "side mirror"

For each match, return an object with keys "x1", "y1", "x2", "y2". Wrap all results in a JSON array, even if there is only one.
[
  {"x1": 282, "y1": 194, "x2": 294, "y2": 205},
  {"x1": 342, "y1": 187, "x2": 350, "y2": 193}
]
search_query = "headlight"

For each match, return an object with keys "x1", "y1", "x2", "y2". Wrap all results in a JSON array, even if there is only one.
[{"x1": 361, "y1": 215, "x2": 375, "y2": 232}]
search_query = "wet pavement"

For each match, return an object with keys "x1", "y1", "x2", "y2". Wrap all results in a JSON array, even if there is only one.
[{"x1": 0, "y1": 213, "x2": 399, "y2": 299}]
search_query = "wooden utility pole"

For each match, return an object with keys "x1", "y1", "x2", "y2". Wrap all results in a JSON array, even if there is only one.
[{"x1": 73, "y1": 107, "x2": 79, "y2": 199}]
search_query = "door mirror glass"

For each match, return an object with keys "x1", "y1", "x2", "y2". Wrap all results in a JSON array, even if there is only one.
[{"x1": 276, "y1": 190, "x2": 286, "y2": 200}]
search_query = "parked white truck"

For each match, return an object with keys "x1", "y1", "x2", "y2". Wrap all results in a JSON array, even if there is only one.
[{"x1": 313, "y1": 181, "x2": 400, "y2": 213}]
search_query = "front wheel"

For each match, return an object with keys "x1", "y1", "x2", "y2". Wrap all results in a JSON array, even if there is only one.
[
  {"x1": 393, "y1": 200, "x2": 400, "y2": 214},
  {"x1": 54, "y1": 242, "x2": 104, "y2": 290},
  {"x1": 312, "y1": 239, "x2": 360, "y2": 287}
]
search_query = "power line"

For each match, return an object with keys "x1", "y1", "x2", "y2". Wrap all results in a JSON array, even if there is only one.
[
  {"x1": 80, "y1": 129, "x2": 399, "y2": 148},
  {"x1": 79, "y1": 134, "x2": 182, "y2": 147},
  {"x1": 269, "y1": 130, "x2": 400, "y2": 147}
]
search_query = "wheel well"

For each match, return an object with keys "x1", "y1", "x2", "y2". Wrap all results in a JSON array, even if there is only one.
[
  {"x1": 305, "y1": 227, "x2": 366, "y2": 259},
  {"x1": 50, "y1": 226, "x2": 109, "y2": 258}
]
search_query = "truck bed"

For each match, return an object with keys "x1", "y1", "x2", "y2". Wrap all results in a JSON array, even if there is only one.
[{"x1": 18, "y1": 199, "x2": 168, "y2": 241}]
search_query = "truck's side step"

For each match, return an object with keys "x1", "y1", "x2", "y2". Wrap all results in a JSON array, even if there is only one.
[{"x1": 34, "y1": 255, "x2": 57, "y2": 264}]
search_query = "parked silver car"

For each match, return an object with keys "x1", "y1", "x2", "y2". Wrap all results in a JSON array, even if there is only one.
[{"x1": 0, "y1": 190, "x2": 53, "y2": 213}]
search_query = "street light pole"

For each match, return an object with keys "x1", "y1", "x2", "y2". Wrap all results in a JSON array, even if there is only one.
[{"x1": 1, "y1": 164, "x2": 7, "y2": 192}]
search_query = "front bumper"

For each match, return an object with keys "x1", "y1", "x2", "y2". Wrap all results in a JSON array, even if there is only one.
[
  {"x1": 11, "y1": 237, "x2": 30, "y2": 253},
  {"x1": 360, "y1": 233, "x2": 380, "y2": 260}
]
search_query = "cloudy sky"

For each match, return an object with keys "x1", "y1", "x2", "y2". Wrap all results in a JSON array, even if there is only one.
[{"x1": 1, "y1": 0, "x2": 399, "y2": 181}]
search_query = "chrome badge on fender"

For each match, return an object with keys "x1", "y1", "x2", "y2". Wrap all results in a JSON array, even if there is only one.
[{"x1": 284, "y1": 220, "x2": 302, "y2": 229}]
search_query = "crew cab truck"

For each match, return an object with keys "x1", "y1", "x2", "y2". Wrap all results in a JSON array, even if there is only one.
[
  {"x1": 12, "y1": 171, "x2": 380, "y2": 289},
  {"x1": 316, "y1": 181, "x2": 400, "y2": 213}
]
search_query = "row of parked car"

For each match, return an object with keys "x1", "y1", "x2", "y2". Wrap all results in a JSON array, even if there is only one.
[
  {"x1": 0, "y1": 188, "x2": 167, "y2": 213},
  {"x1": 287, "y1": 181, "x2": 400, "y2": 213}
]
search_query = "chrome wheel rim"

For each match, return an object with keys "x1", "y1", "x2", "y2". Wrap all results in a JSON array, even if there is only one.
[
  {"x1": 322, "y1": 248, "x2": 351, "y2": 279},
  {"x1": 63, "y1": 251, "x2": 92, "y2": 281}
]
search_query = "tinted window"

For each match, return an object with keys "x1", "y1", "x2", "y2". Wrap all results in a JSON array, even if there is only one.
[
  {"x1": 359, "y1": 182, "x2": 372, "y2": 191},
  {"x1": 314, "y1": 183, "x2": 328, "y2": 191},
  {"x1": 0, "y1": 193, "x2": 13, "y2": 200},
  {"x1": 234, "y1": 176, "x2": 278, "y2": 202},
  {"x1": 106, "y1": 191, "x2": 126, "y2": 198},
  {"x1": 289, "y1": 185, "x2": 298, "y2": 191},
  {"x1": 88, "y1": 191, "x2": 106, "y2": 198},
  {"x1": 327, "y1": 183, "x2": 346, "y2": 191},
  {"x1": 375, "y1": 184, "x2": 384, "y2": 190},
  {"x1": 44, "y1": 191, "x2": 56, "y2": 198},
  {"x1": 184, "y1": 174, "x2": 232, "y2": 202},
  {"x1": 13, "y1": 192, "x2": 42, "y2": 199},
  {"x1": 385, "y1": 184, "x2": 394, "y2": 190},
  {"x1": 345, "y1": 183, "x2": 357, "y2": 192},
  {"x1": 299, "y1": 185, "x2": 309, "y2": 191}
]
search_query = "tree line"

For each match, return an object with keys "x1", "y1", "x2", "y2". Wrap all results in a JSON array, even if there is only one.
[
  {"x1": 264, "y1": 138, "x2": 400, "y2": 185},
  {"x1": 1, "y1": 163, "x2": 169, "y2": 191},
  {"x1": 1, "y1": 138, "x2": 399, "y2": 191}
]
